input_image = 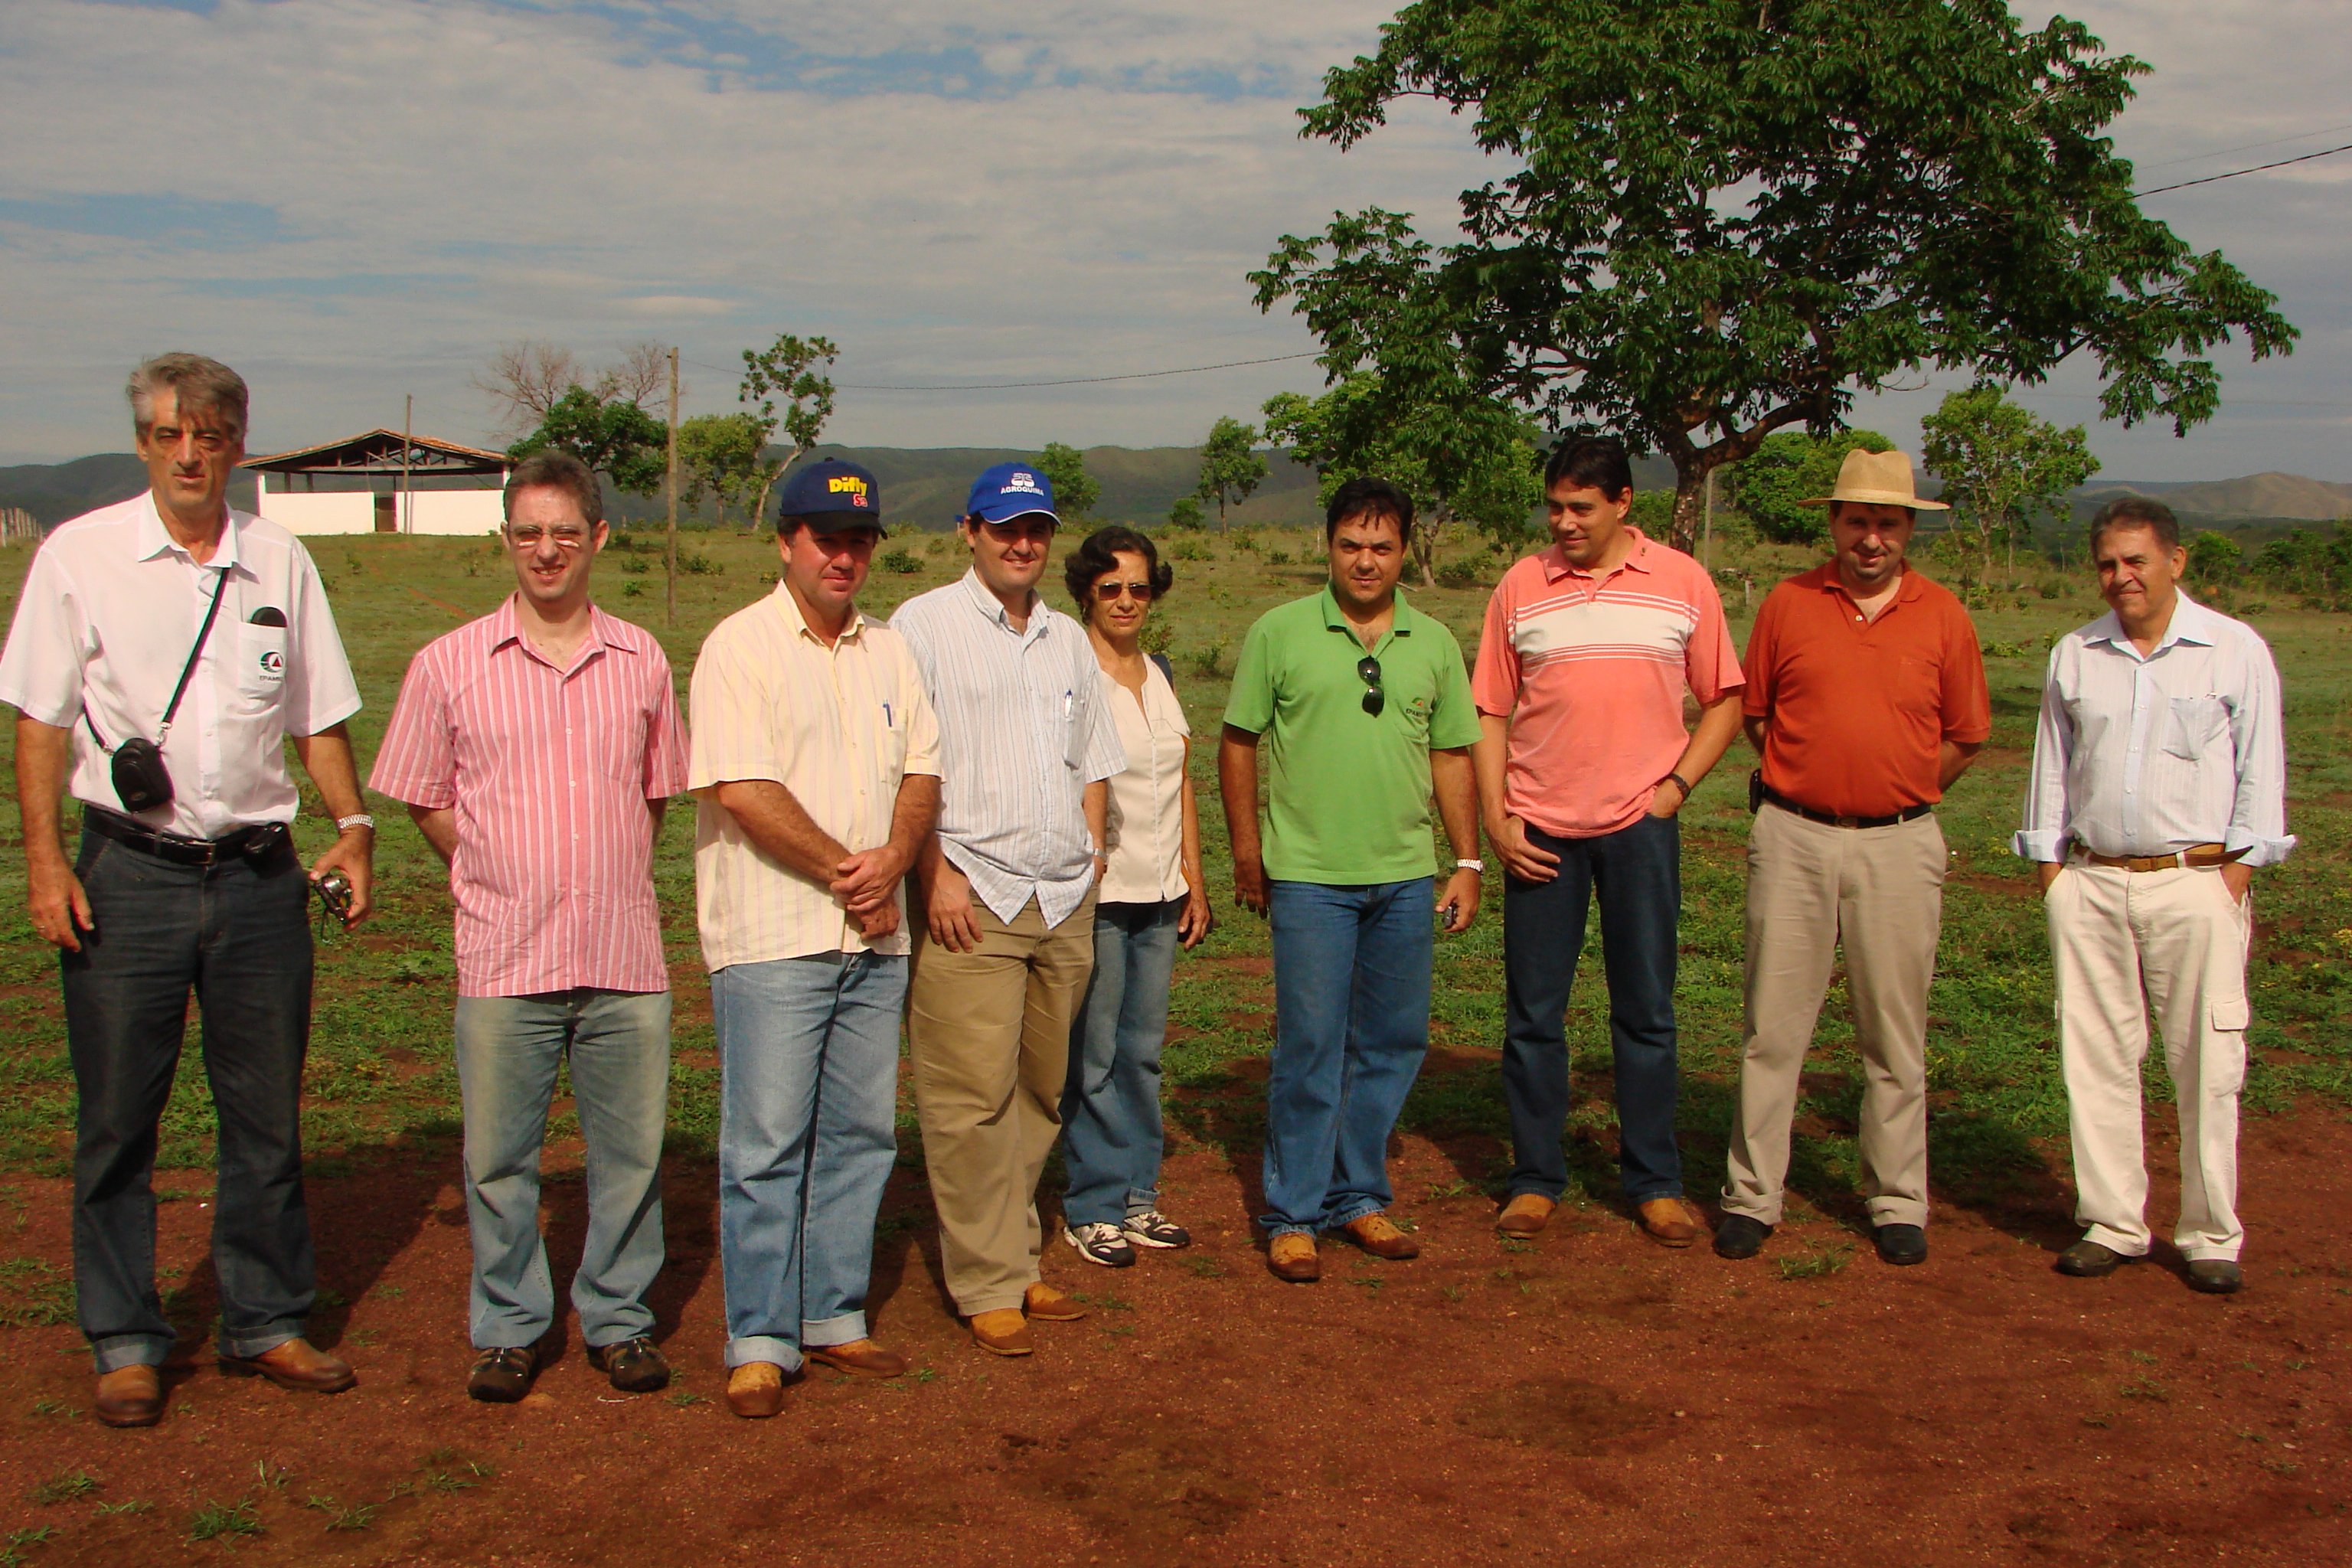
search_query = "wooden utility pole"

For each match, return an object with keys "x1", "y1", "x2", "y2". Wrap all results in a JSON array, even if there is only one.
[
  {"x1": 665, "y1": 347, "x2": 680, "y2": 627},
  {"x1": 400, "y1": 394, "x2": 414, "y2": 533}
]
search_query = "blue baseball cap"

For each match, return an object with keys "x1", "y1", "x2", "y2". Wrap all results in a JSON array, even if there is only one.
[
  {"x1": 775, "y1": 459, "x2": 887, "y2": 535},
  {"x1": 965, "y1": 462, "x2": 1059, "y2": 526}
]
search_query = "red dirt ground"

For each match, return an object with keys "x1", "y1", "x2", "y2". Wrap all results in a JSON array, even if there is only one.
[{"x1": 2, "y1": 1099, "x2": 2347, "y2": 1566}]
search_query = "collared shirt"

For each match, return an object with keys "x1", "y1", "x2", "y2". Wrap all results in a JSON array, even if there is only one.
[
  {"x1": 2014, "y1": 593, "x2": 2293, "y2": 867},
  {"x1": 1099, "y1": 658, "x2": 1192, "y2": 905},
  {"x1": 890, "y1": 570, "x2": 1124, "y2": 925},
  {"x1": 1743, "y1": 563, "x2": 1991, "y2": 819},
  {"x1": 368, "y1": 598, "x2": 689, "y2": 998},
  {"x1": 1223, "y1": 586, "x2": 1481, "y2": 886},
  {"x1": 1470, "y1": 531, "x2": 1743, "y2": 839},
  {"x1": 688, "y1": 583, "x2": 942, "y2": 968},
  {"x1": 0, "y1": 492, "x2": 361, "y2": 839}
]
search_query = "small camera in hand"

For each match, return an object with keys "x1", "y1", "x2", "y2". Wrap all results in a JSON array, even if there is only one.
[{"x1": 313, "y1": 871, "x2": 354, "y2": 929}]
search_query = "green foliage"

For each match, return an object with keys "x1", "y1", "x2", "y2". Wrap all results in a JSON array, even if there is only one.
[
  {"x1": 1724, "y1": 430, "x2": 1893, "y2": 545},
  {"x1": 740, "y1": 332, "x2": 839, "y2": 523},
  {"x1": 879, "y1": 547, "x2": 923, "y2": 575},
  {"x1": 1184, "y1": 637, "x2": 1230, "y2": 679},
  {"x1": 1919, "y1": 387, "x2": 2099, "y2": 570},
  {"x1": 1253, "y1": 0, "x2": 2296, "y2": 551},
  {"x1": 0, "y1": 1256, "x2": 72, "y2": 1326},
  {"x1": 2186, "y1": 530, "x2": 2243, "y2": 587},
  {"x1": 1194, "y1": 416, "x2": 1269, "y2": 528},
  {"x1": 506, "y1": 386, "x2": 667, "y2": 497},
  {"x1": 675, "y1": 412, "x2": 769, "y2": 527},
  {"x1": 1033, "y1": 443, "x2": 1101, "y2": 522},
  {"x1": 2252, "y1": 529, "x2": 2352, "y2": 598},
  {"x1": 1166, "y1": 495, "x2": 1206, "y2": 531},
  {"x1": 188, "y1": 1498, "x2": 261, "y2": 1542},
  {"x1": 29, "y1": 1472, "x2": 96, "y2": 1504}
]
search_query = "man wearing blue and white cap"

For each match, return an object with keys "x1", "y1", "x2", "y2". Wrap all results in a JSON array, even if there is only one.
[{"x1": 890, "y1": 463, "x2": 1125, "y2": 1357}]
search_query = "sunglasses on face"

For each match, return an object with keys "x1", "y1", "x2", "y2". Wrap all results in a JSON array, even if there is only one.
[
  {"x1": 1093, "y1": 580, "x2": 1155, "y2": 603},
  {"x1": 505, "y1": 526, "x2": 591, "y2": 550},
  {"x1": 1357, "y1": 655, "x2": 1384, "y2": 717}
]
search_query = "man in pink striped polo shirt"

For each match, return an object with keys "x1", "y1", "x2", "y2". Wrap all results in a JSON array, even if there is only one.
[{"x1": 371, "y1": 451, "x2": 688, "y2": 1403}]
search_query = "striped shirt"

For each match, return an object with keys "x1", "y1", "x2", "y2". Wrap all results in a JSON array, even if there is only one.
[
  {"x1": 2014, "y1": 594, "x2": 2294, "y2": 867},
  {"x1": 890, "y1": 570, "x2": 1125, "y2": 926},
  {"x1": 688, "y1": 584, "x2": 941, "y2": 969},
  {"x1": 368, "y1": 598, "x2": 689, "y2": 998},
  {"x1": 1472, "y1": 532, "x2": 1743, "y2": 839}
]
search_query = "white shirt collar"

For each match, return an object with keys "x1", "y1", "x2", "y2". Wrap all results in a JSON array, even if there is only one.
[
  {"x1": 959, "y1": 567, "x2": 1043, "y2": 632},
  {"x1": 2081, "y1": 590, "x2": 2217, "y2": 657},
  {"x1": 133, "y1": 490, "x2": 243, "y2": 572}
]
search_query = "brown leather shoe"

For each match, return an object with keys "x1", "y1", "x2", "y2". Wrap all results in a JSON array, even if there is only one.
[
  {"x1": 1496, "y1": 1193, "x2": 1556, "y2": 1238},
  {"x1": 1023, "y1": 1282, "x2": 1086, "y2": 1321},
  {"x1": 727, "y1": 1362, "x2": 786, "y2": 1419},
  {"x1": 220, "y1": 1338, "x2": 356, "y2": 1394},
  {"x1": 1636, "y1": 1197, "x2": 1709, "y2": 1249},
  {"x1": 1341, "y1": 1212, "x2": 1421, "y2": 1260},
  {"x1": 1267, "y1": 1233, "x2": 1321, "y2": 1282},
  {"x1": 969, "y1": 1309, "x2": 1034, "y2": 1357},
  {"x1": 94, "y1": 1364, "x2": 164, "y2": 1428},
  {"x1": 806, "y1": 1338, "x2": 909, "y2": 1378}
]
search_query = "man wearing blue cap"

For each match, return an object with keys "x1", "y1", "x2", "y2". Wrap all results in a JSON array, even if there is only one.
[
  {"x1": 891, "y1": 463, "x2": 1125, "y2": 1357},
  {"x1": 691, "y1": 459, "x2": 942, "y2": 1416}
]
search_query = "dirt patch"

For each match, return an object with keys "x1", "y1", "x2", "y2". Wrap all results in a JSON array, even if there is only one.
[{"x1": 1455, "y1": 1375, "x2": 1671, "y2": 1455}]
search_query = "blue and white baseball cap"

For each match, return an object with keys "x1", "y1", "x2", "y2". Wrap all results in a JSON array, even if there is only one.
[{"x1": 965, "y1": 462, "x2": 1059, "y2": 526}]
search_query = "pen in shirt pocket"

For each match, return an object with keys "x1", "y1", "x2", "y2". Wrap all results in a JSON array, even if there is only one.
[
  {"x1": 1063, "y1": 689, "x2": 1074, "y2": 720},
  {"x1": 882, "y1": 701, "x2": 893, "y2": 728}
]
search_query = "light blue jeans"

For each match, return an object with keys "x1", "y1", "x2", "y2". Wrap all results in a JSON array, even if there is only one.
[
  {"x1": 713, "y1": 952, "x2": 904, "y2": 1371},
  {"x1": 1260, "y1": 879, "x2": 1433, "y2": 1236},
  {"x1": 452, "y1": 989, "x2": 671, "y2": 1351},
  {"x1": 1061, "y1": 898, "x2": 1184, "y2": 1228}
]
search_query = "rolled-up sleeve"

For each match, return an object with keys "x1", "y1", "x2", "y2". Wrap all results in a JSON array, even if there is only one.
[{"x1": 2011, "y1": 645, "x2": 2073, "y2": 863}]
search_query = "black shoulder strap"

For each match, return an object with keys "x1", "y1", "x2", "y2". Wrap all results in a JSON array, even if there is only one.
[
  {"x1": 1149, "y1": 652, "x2": 1175, "y2": 689},
  {"x1": 83, "y1": 567, "x2": 232, "y2": 754}
]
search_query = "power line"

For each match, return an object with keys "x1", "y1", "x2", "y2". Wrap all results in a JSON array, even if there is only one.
[
  {"x1": 2135, "y1": 121, "x2": 2352, "y2": 171},
  {"x1": 835, "y1": 351, "x2": 1321, "y2": 392},
  {"x1": 2134, "y1": 141, "x2": 2352, "y2": 196}
]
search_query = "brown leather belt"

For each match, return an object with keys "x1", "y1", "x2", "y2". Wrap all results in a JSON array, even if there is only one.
[{"x1": 2082, "y1": 843, "x2": 2237, "y2": 873}]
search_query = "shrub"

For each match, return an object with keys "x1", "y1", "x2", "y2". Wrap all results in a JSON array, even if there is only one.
[
  {"x1": 1266, "y1": 549, "x2": 1292, "y2": 566},
  {"x1": 880, "y1": 548, "x2": 923, "y2": 574},
  {"x1": 1139, "y1": 620, "x2": 1174, "y2": 656},
  {"x1": 1185, "y1": 638, "x2": 1230, "y2": 679},
  {"x1": 1435, "y1": 552, "x2": 1490, "y2": 589},
  {"x1": 1171, "y1": 537, "x2": 1212, "y2": 563},
  {"x1": 678, "y1": 552, "x2": 721, "y2": 577}
]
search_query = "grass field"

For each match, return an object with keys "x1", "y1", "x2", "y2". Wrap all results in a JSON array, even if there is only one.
[{"x1": 0, "y1": 518, "x2": 2344, "y2": 1263}]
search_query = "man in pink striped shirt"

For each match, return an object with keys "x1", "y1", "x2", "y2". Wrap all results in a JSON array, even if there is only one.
[{"x1": 370, "y1": 451, "x2": 689, "y2": 1404}]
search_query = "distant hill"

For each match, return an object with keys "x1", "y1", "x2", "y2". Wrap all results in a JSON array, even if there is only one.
[
  {"x1": 794, "y1": 444, "x2": 1326, "y2": 531},
  {"x1": 2072, "y1": 472, "x2": 2352, "y2": 522},
  {"x1": 0, "y1": 454, "x2": 152, "y2": 528}
]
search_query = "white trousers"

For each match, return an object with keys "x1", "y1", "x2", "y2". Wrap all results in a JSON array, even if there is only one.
[{"x1": 2047, "y1": 862, "x2": 2251, "y2": 1262}]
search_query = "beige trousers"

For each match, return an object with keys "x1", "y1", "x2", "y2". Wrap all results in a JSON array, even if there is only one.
[
  {"x1": 1722, "y1": 805, "x2": 1946, "y2": 1228},
  {"x1": 906, "y1": 890, "x2": 1096, "y2": 1316},
  {"x1": 2049, "y1": 861, "x2": 2250, "y2": 1261}
]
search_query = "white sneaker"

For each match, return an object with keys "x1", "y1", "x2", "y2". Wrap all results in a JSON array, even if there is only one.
[
  {"x1": 1064, "y1": 1222, "x2": 1135, "y2": 1268},
  {"x1": 1121, "y1": 1210, "x2": 1191, "y2": 1249}
]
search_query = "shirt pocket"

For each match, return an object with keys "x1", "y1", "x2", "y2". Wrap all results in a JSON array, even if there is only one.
[
  {"x1": 230, "y1": 626, "x2": 289, "y2": 714},
  {"x1": 2161, "y1": 695, "x2": 2228, "y2": 761}
]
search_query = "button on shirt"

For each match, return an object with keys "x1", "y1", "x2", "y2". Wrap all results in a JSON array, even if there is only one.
[
  {"x1": 891, "y1": 571, "x2": 1125, "y2": 926},
  {"x1": 1099, "y1": 658, "x2": 1192, "y2": 906},
  {"x1": 0, "y1": 494, "x2": 361, "y2": 839},
  {"x1": 2014, "y1": 594, "x2": 2294, "y2": 867},
  {"x1": 688, "y1": 585, "x2": 942, "y2": 968},
  {"x1": 368, "y1": 599, "x2": 689, "y2": 998}
]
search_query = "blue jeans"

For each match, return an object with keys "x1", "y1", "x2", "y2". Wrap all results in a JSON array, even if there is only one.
[
  {"x1": 1260, "y1": 878, "x2": 1433, "y2": 1236},
  {"x1": 713, "y1": 952, "x2": 903, "y2": 1370},
  {"x1": 1501, "y1": 814, "x2": 1684, "y2": 1202},
  {"x1": 452, "y1": 989, "x2": 671, "y2": 1351},
  {"x1": 62, "y1": 829, "x2": 317, "y2": 1373},
  {"x1": 1062, "y1": 899, "x2": 1182, "y2": 1228}
]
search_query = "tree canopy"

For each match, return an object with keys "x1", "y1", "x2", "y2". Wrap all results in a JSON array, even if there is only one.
[
  {"x1": 1725, "y1": 429, "x2": 1893, "y2": 545},
  {"x1": 1252, "y1": 0, "x2": 2296, "y2": 551},
  {"x1": 740, "y1": 332, "x2": 838, "y2": 525},
  {"x1": 676, "y1": 412, "x2": 769, "y2": 528},
  {"x1": 1034, "y1": 443, "x2": 1101, "y2": 523},
  {"x1": 507, "y1": 385, "x2": 666, "y2": 498},
  {"x1": 1919, "y1": 386, "x2": 2099, "y2": 575},
  {"x1": 1195, "y1": 416, "x2": 1269, "y2": 528}
]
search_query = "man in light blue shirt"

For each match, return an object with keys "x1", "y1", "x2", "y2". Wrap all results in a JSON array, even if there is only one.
[{"x1": 2017, "y1": 496, "x2": 2292, "y2": 1295}]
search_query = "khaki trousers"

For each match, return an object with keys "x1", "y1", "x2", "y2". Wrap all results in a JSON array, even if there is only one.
[
  {"x1": 2049, "y1": 862, "x2": 2250, "y2": 1262},
  {"x1": 906, "y1": 891, "x2": 1096, "y2": 1316},
  {"x1": 1722, "y1": 805, "x2": 1945, "y2": 1228}
]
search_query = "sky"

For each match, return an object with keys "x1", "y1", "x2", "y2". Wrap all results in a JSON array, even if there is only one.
[{"x1": 2, "y1": 0, "x2": 2347, "y2": 481}]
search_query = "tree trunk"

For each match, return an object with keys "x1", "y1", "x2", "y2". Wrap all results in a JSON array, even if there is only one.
[
  {"x1": 1668, "y1": 461, "x2": 1710, "y2": 555},
  {"x1": 1410, "y1": 511, "x2": 1442, "y2": 588}
]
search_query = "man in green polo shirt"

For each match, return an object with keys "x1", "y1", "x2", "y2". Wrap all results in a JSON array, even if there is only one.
[{"x1": 1220, "y1": 477, "x2": 1483, "y2": 1283}]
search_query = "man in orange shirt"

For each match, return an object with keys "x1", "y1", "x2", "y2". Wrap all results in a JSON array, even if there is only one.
[{"x1": 1717, "y1": 449, "x2": 1989, "y2": 1266}]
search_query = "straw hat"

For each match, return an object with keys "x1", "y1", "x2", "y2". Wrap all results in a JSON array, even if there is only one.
[{"x1": 1799, "y1": 448, "x2": 1949, "y2": 511}]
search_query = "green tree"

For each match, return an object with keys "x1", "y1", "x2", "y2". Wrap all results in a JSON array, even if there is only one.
[
  {"x1": 507, "y1": 385, "x2": 666, "y2": 498},
  {"x1": 1251, "y1": 0, "x2": 2295, "y2": 554},
  {"x1": 2184, "y1": 530, "x2": 2243, "y2": 589},
  {"x1": 1726, "y1": 430, "x2": 1895, "y2": 546},
  {"x1": 676, "y1": 412, "x2": 769, "y2": 528},
  {"x1": 1033, "y1": 443, "x2": 1100, "y2": 522},
  {"x1": 1263, "y1": 372, "x2": 1540, "y2": 586},
  {"x1": 1195, "y1": 416, "x2": 1269, "y2": 529},
  {"x1": 740, "y1": 332, "x2": 839, "y2": 525},
  {"x1": 1166, "y1": 495, "x2": 1206, "y2": 531},
  {"x1": 1919, "y1": 387, "x2": 2100, "y2": 579}
]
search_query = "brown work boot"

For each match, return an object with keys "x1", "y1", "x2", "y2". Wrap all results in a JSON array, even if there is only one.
[
  {"x1": 727, "y1": 1362, "x2": 786, "y2": 1419},
  {"x1": 806, "y1": 1339, "x2": 909, "y2": 1378},
  {"x1": 1341, "y1": 1212, "x2": 1421, "y2": 1260},
  {"x1": 94, "y1": 1364, "x2": 164, "y2": 1428},
  {"x1": 1496, "y1": 1193, "x2": 1556, "y2": 1238},
  {"x1": 969, "y1": 1309, "x2": 1035, "y2": 1357},
  {"x1": 220, "y1": 1338, "x2": 356, "y2": 1393},
  {"x1": 1023, "y1": 1282, "x2": 1086, "y2": 1322},
  {"x1": 1637, "y1": 1197, "x2": 1709, "y2": 1249},
  {"x1": 1267, "y1": 1233, "x2": 1321, "y2": 1282}
]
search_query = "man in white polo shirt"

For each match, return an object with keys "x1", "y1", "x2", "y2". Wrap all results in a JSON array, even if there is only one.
[
  {"x1": 691, "y1": 460, "x2": 940, "y2": 1417},
  {"x1": 0, "y1": 354, "x2": 374, "y2": 1427}
]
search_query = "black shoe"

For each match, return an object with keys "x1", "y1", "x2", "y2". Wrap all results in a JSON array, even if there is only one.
[
  {"x1": 467, "y1": 1344, "x2": 538, "y2": 1403},
  {"x1": 587, "y1": 1336, "x2": 671, "y2": 1393},
  {"x1": 1713, "y1": 1214, "x2": 1772, "y2": 1260},
  {"x1": 2055, "y1": 1239, "x2": 2141, "y2": 1278},
  {"x1": 1873, "y1": 1223, "x2": 1928, "y2": 1266},
  {"x1": 2187, "y1": 1259, "x2": 2243, "y2": 1295}
]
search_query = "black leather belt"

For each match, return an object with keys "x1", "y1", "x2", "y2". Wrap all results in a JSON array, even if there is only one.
[
  {"x1": 83, "y1": 806, "x2": 288, "y2": 867},
  {"x1": 1760, "y1": 784, "x2": 1932, "y2": 831}
]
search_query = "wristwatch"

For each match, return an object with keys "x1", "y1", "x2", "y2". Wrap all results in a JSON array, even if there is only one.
[{"x1": 1455, "y1": 858, "x2": 1485, "y2": 873}]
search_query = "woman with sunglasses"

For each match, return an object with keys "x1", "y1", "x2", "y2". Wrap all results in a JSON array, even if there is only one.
[{"x1": 1057, "y1": 526, "x2": 1212, "y2": 1267}]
